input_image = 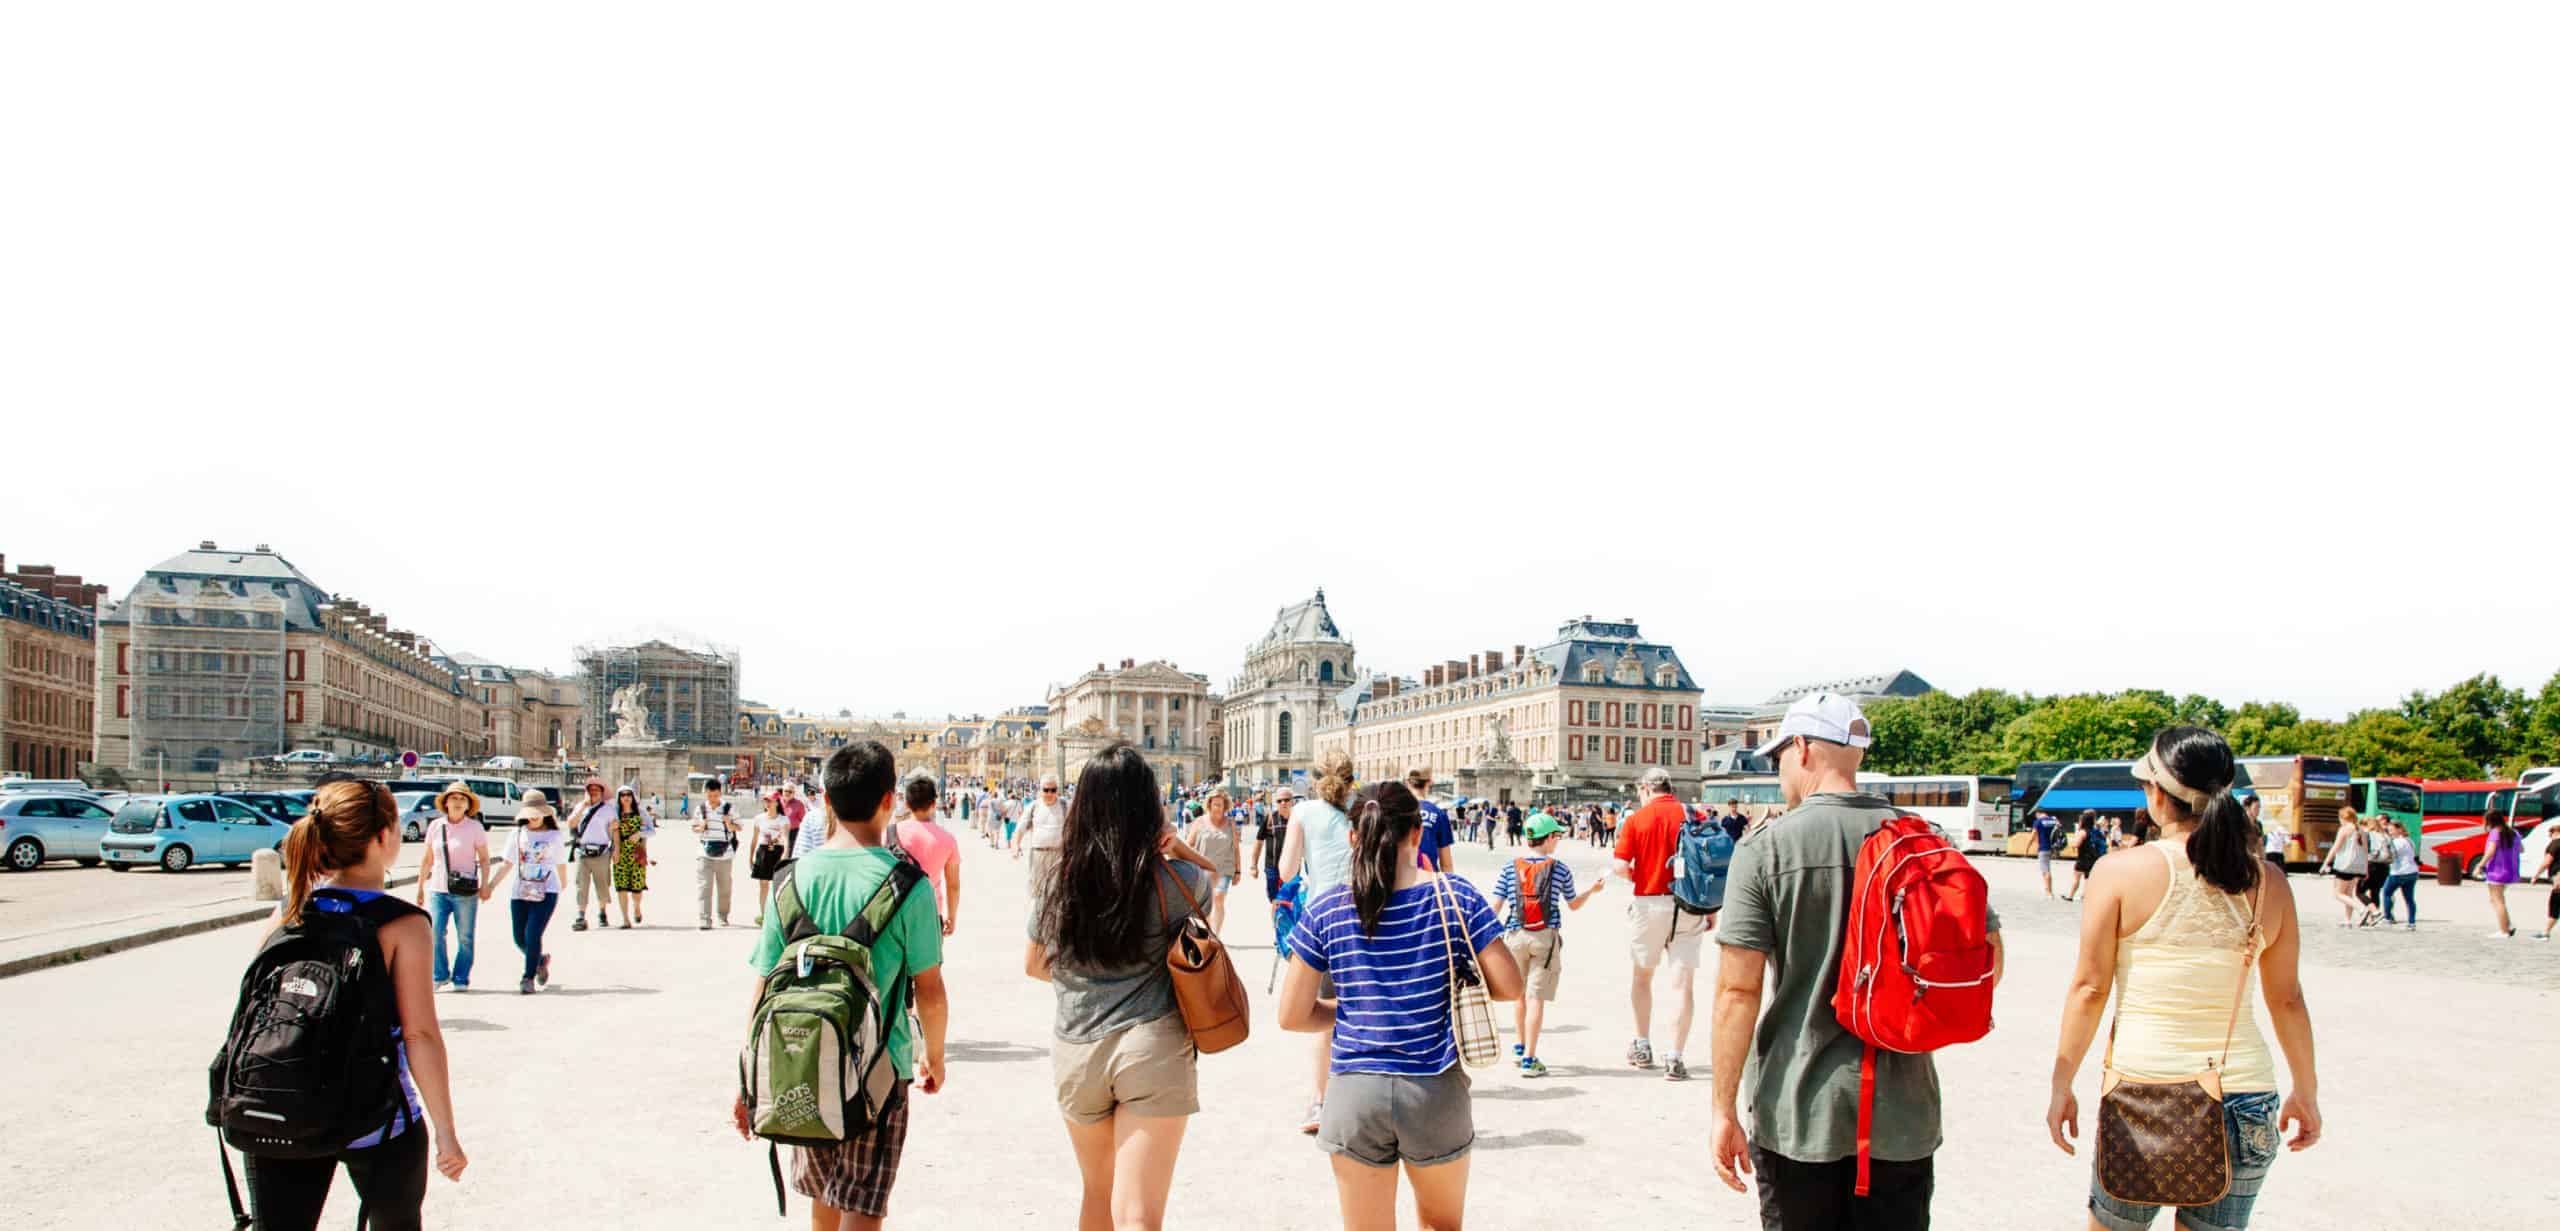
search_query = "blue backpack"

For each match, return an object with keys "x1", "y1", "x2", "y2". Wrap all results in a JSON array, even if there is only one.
[{"x1": 1670, "y1": 815, "x2": 1735, "y2": 915}]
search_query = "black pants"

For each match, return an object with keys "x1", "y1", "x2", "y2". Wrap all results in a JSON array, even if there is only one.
[
  {"x1": 243, "y1": 1126, "x2": 428, "y2": 1231},
  {"x1": 1753, "y1": 1146, "x2": 1932, "y2": 1231},
  {"x1": 2358, "y1": 865, "x2": 2387, "y2": 907}
]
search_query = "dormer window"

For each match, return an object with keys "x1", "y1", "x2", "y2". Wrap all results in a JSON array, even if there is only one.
[
  {"x1": 1655, "y1": 666, "x2": 1678, "y2": 688},
  {"x1": 1581, "y1": 662, "x2": 1605, "y2": 684}
]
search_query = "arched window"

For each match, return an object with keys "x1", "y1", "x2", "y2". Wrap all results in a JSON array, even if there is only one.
[
  {"x1": 1278, "y1": 711, "x2": 1294, "y2": 756},
  {"x1": 1318, "y1": 660, "x2": 1334, "y2": 683}
]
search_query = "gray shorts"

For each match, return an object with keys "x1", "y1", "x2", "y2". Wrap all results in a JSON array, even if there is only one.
[
  {"x1": 2038, "y1": 849, "x2": 2054, "y2": 874},
  {"x1": 1316, "y1": 1068, "x2": 1473, "y2": 1169}
]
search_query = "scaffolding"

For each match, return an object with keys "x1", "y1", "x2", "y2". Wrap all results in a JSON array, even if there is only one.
[
  {"x1": 127, "y1": 580, "x2": 288, "y2": 772},
  {"x1": 574, "y1": 637, "x2": 741, "y2": 748}
]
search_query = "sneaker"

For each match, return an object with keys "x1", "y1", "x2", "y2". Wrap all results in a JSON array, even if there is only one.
[
  {"x1": 1520, "y1": 1057, "x2": 1549, "y2": 1079},
  {"x1": 700, "y1": 923, "x2": 713, "y2": 931},
  {"x1": 1298, "y1": 1103, "x2": 1323, "y2": 1135},
  {"x1": 753, "y1": 913, "x2": 764, "y2": 926},
  {"x1": 537, "y1": 954, "x2": 552, "y2": 987},
  {"x1": 1511, "y1": 1043, "x2": 1525, "y2": 1061},
  {"x1": 2403, "y1": 923, "x2": 2417, "y2": 932},
  {"x1": 451, "y1": 985, "x2": 468, "y2": 994},
  {"x1": 1664, "y1": 1057, "x2": 1691, "y2": 1082},
  {"x1": 572, "y1": 916, "x2": 589, "y2": 932},
  {"x1": 1627, "y1": 1039, "x2": 1655, "y2": 1069},
  {"x1": 432, "y1": 980, "x2": 451, "y2": 992},
  {"x1": 520, "y1": 977, "x2": 535, "y2": 995}
]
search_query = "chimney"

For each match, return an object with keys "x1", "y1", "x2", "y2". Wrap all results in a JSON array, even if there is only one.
[
  {"x1": 1485, "y1": 649, "x2": 1504, "y2": 672},
  {"x1": 1122, "y1": 658, "x2": 1134, "y2": 670},
  {"x1": 1468, "y1": 654, "x2": 1482, "y2": 677},
  {"x1": 1446, "y1": 659, "x2": 1467, "y2": 683},
  {"x1": 1371, "y1": 679, "x2": 1391, "y2": 701},
  {"x1": 1513, "y1": 644, "x2": 1526, "y2": 665},
  {"x1": 199, "y1": 540, "x2": 218, "y2": 550},
  {"x1": 1389, "y1": 678, "x2": 1402, "y2": 696},
  {"x1": 1425, "y1": 666, "x2": 1441, "y2": 687},
  {"x1": 255, "y1": 543, "x2": 272, "y2": 553}
]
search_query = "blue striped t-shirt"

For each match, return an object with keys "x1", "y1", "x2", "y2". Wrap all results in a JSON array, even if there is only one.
[{"x1": 1290, "y1": 876, "x2": 1504, "y2": 1077}]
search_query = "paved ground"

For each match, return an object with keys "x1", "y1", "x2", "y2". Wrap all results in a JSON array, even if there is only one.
[
  {"x1": 0, "y1": 844, "x2": 428, "y2": 951},
  {"x1": 3, "y1": 829, "x2": 2554, "y2": 1228}
]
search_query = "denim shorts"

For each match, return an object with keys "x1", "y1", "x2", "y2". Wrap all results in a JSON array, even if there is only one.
[{"x1": 2089, "y1": 1090, "x2": 2280, "y2": 1231}]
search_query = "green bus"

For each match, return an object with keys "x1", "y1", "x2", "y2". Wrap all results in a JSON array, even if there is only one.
[{"x1": 2348, "y1": 777, "x2": 2424, "y2": 850}]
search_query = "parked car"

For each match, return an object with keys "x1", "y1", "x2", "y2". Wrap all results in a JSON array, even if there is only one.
[
  {"x1": 0, "y1": 793, "x2": 117, "y2": 870},
  {"x1": 0, "y1": 778, "x2": 95, "y2": 797},
  {"x1": 270, "y1": 749, "x2": 337, "y2": 766},
  {"x1": 396, "y1": 793, "x2": 439, "y2": 842},
  {"x1": 416, "y1": 752, "x2": 455, "y2": 768},
  {"x1": 483, "y1": 755, "x2": 528, "y2": 771},
  {"x1": 98, "y1": 794, "x2": 290, "y2": 872},
  {"x1": 221, "y1": 791, "x2": 313, "y2": 824}
]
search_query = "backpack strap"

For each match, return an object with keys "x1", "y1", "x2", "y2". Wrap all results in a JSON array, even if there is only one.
[
  {"x1": 218, "y1": 1129, "x2": 251, "y2": 1231},
  {"x1": 772, "y1": 863, "x2": 815, "y2": 947}
]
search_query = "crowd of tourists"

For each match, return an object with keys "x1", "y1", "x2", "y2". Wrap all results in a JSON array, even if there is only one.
[{"x1": 210, "y1": 689, "x2": 2357, "y2": 1231}]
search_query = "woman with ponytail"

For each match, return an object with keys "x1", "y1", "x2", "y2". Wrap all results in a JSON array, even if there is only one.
[
  {"x1": 2046, "y1": 727, "x2": 2320, "y2": 1230},
  {"x1": 1277, "y1": 781, "x2": 1522, "y2": 1231},
  {"x1": 2480, "y1": 809, "x2": 2523, "y2": 938},
  {"x1": 1275, "y1": 746, "x2": 1357, "y2": 1135},
  {"x1": 250, "y1": 779, "x2": 468, "y2": 1229}
]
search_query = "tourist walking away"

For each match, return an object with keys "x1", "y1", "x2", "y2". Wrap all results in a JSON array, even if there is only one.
[
  {"x1": 735, "y1": 740, "x2": 948, "y2": 1230},
  {"x1": 1026, "y1": 743, "x2": 1213, "y2": 1231},
  {"x1": 749, "y1": 792, "x2": 791, "y2": 924},
  {"x1": 2036, "y1": 810, "x2": 2062, "y2": 897},
  {"x1": 2381, "y1": 819, "x2": 2420, "y2": 929},
  {"x1": 1279, "y1": 748, "x2": 1359, "y2": 1134},
  {"x1": 1710, "y1": 693, "x2": 2003, "y2": 1229},
  {"x1": 414, "y1": 782, "x2": 502, "y2": 993},
  {"x1": 2065, "y1": 811, "x2": 2106, "y2": 900},
  {"x1": 217, "y1": 779, "x2": 468, "y2": 1230},
  {"x1": 1407, "y1": 769, "x2": 1457, "y2": 872},
  {"x1": 2481, "y1": 810, "x2": 2522, "y2": 938},
  {"x1": 487, "y1": 790, "x2": 563, "y2": 994},
  {"x1": 895, "y1": 775, "x2": 962, "y2": 936},
  {"x1": 1278, "y1": 781, "x2": 1522, "y2": 1231},
  {"x1": 2249, "y1": 795, "x2": 2286, "y2": 868},
  {"x1": 1183, "y1": 791, "x2": 1241, "y2": 934},
  {"x1": 1611, "y1": 766, "x2": 1707, "y2": 1080},
  {"x1": 610, "y1": 786, "x2": 649, "y2": 927},
  {"x1": 2354, "y1": 814, "x2": 2389, "y2": 922},
  {"x1": 1013, "y1": 773, "x2": 1069, "y2": 881},
  {"x1": 2047, "y1": 726, "x2": 2321, "y2": 1231},
  {"x1": 694, "y1": 779, "x2": 740, "y2": 929},
  {"x1": 1492, "y1": 812, "x2": 1605, "y2": 1077},
  {"x1": 2323, "y1": 810, "x2": 2368, "y2": 927},
  {"x1": 567, "y1": 776, "x2": 620, "y2": 931}
]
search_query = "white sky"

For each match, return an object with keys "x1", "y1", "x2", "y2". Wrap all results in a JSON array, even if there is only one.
[{"x1": 5, "y1": 5, "x2": 2554, "y2": 722}]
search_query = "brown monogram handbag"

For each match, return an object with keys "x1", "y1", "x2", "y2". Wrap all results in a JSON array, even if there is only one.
[
  {"x1": 2094, "y1": 883, "x2": 2263, "y2": 1208},
  {"x1": 1155, "y1": 859, "x2": 1251, "y2": 1054}
]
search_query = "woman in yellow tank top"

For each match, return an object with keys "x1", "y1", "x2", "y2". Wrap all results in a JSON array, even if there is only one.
[{"x1": 2045, "y1": 727, "x2": 2323, "y2": 1231}]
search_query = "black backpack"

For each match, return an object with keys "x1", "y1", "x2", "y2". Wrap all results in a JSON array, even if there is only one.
[{"x1": 207, "y1": 891, "x2": 423, "y2": 1228}]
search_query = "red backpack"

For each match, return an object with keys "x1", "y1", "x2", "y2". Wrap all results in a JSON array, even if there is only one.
[
  {"x1": 1510, "y1": 859, "x2": 1552, "y2": 932},
  {"x1": 1830, "y1": 813, "x2": 1996, "y2": 1195}
]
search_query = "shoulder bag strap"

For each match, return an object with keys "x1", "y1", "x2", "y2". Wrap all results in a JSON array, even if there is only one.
[
  {"x1": 2216, "y1": 878, "x2": 2266, "y2": 1069},
  {"x1": 1430, "y1": 872, "x2": 1477, "y2": 984}
]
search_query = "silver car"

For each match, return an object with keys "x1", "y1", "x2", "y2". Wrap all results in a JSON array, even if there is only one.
[{"x1": 0, "y1": 793, "x2": 116, "y2": 870}]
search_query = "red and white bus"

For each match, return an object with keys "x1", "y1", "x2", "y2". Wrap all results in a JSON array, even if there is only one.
[{"x1": 2410, "y1": 779, "x2": 2551, "y2": 875}]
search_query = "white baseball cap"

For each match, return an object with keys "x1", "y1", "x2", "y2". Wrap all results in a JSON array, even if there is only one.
[{"x1": 1751, "y1": 693, "x2": 1874, "y2": 760}]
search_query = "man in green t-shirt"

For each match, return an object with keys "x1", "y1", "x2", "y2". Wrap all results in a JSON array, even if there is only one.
[
  {"x1": 731, "y1": 740, "x2": 948, "y2": 1229},
  {"x1": 1707, "y1": 694, "x2": 2003, "y2": 1230}
]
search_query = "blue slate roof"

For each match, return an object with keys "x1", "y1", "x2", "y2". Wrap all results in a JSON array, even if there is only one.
[
  {"x1": 1528, "y1": 618, "x2": 1697, "y2": 691},
  {"x1": 99, "y1": 544, "x2": 334, "y2": 630}
]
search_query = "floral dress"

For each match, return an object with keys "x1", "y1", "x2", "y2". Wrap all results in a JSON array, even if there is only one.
[{"x1": 612, "y1": 813, "x2": 649, "y2": 891}]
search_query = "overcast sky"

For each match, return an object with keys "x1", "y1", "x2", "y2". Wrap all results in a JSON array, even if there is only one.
[{"x1": 6, "y1": 5, "x2": 2553, "y2": 723}]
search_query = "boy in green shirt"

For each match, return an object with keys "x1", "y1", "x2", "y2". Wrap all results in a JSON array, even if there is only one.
[{"x1": 732, "y1": 740, "x2": 948, "y2": 1229}]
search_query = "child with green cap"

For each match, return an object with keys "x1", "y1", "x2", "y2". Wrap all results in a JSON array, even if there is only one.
[{"x1": 1491, "y1": 811, "x2": 1606, "y2": 1076}]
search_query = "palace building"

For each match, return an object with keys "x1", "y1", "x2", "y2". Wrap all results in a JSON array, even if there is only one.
[{"x1": 1220, "y1": 589, "x2": 1355, "y2": 790}]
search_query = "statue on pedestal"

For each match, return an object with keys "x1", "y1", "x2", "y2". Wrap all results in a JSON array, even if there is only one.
[{"x1": 607, "y1": 685, "x2": 658, "y2": 746}]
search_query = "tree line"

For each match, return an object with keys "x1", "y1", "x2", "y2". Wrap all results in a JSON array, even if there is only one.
[{"x1": 1859, "y1": 671, "x2": 2560, "y2": 781}]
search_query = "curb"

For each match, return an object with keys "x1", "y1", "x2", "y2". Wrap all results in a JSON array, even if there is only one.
[{"x1": 0, "y1": 870, "x2": 423, "y2": 980}]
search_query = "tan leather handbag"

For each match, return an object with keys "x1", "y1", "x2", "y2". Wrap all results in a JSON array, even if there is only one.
[
  {"x1": 1156, "y1": 859, "x2": 1251, "y2": 1054},
  {"x1": 1430, "y1": 871, "x2": 1501, "y2": 1069},
  {"x1": 2094, "y1": 884, "x2": 2263, "y2": 1208}
]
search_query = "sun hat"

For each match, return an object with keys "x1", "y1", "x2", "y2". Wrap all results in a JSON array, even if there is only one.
[
  {"x1": 1525, "y1": 812, "x2": 1561, "y2": 842},
  {"x1": 435, "y1": 781, "x2": 481, "y2": 818},
  {"x1": 520, "y1": 788, "x2": 554, "y2": 814}
]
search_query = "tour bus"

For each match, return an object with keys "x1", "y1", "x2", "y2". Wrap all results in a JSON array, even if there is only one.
[
  {"x1": 1700, "y1": 778, "x2": 1789, "y2": 812},
  {"x1": 1859, "y1": 774, "x2": 2014, "y2": 853},
  {"x1": 2348, "y1": 776, "x2": 2425, "y2": 849},
  {"x1": 2237, "y1": 756, "x2": 2351, "y2": 862},
  {"x1": 2416, "y1": 779, "x2": 2557, "y2": 876},
  {"x1": 2006, "y1": 761, "x2": 2074, "y2": 834}
]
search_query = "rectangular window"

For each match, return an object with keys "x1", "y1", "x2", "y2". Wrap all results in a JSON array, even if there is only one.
[
  {"x1": 116, "y1": 684, "x2": 130, "y2": 718},
  {"x1": 1679, "y1": 739, "x2": 1693, "y2": 765},
  {"x1": 1569, "y1": 699, "x2": 1582, "y2": 725},
  {"x1": 285, "y1": 691, "x2": 304, "y2": 723},
  {"x1": 1605, "y1": 736, "x2": 1618, "y2": 761},
  {"x1": 1680, "y1": 705, "x2": 1693, "y2": 730},
  {"x1": 1605, "y1": 702, "x2": 1619, "y2": 726},
  {"x1": 1642, "y1": 738, "x2": 1656, "y2": 763},
  {"x1": 116, "y1": 642, "x2": 128, "y2": 675},
  {"x1": 1642, "y1": 703, "x2": 1657, "y2": 728},
  {"x1": 285, "y1": 649, "x2": 304, "y2": 682}
]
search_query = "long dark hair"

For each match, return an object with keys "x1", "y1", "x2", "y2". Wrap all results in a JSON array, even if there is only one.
[
  {"x1": 1035, "y1": 743, "x2": 1163, "y2": 967},
  {"x1": 281, "y1": 780, "x2": 401, "y2": 927},
  {"x1": 2486, "y1": 811, "x2": 2516, "y2": 855},
  {"x1": 1349, "y1": 781, "x2": 1422, "y2": 936},
  {"x1": 2149, "y1": 726, "x2": 2259, "y2": 896}
]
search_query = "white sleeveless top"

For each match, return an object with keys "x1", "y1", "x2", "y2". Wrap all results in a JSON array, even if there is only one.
[{"x1": 2109, "y1": 842, "x2": 2278, "y2": 1092}]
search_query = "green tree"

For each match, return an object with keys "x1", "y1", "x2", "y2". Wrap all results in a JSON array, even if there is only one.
[
  {"x1": 2400, "y1": 674, "x2": 2532, "y2": 775},
  {"x1": 2225, "y1": 701, "x2": 2307, "y2": 757},
  {"x1": 2302, "y1": 711, "x2": 2476, "y2": 779},
  {"x1": 1998, "y1": 693, "x2": 2171, "y2": 765}
]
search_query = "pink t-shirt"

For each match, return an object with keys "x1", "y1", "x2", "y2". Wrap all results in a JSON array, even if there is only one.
[{"x1": 894, "y1": 819, "x2": 959, "y2": 919}]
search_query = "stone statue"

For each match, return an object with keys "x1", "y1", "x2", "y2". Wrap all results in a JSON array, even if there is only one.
[
  {"x1": 1486, "y1": 713, "x2": 1514, "y2": 762},
  {"x1": 608, "y1": 684, "x2": 657, "y2": 745}
]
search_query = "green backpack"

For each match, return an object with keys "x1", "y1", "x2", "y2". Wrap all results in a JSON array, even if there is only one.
[{"x1": 739, "y1": 835, "x2": 924, "y2": 1214}]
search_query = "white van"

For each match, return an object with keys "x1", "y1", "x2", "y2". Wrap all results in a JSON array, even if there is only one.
[{"x1": 483, "y1": 756, "x2": 529, "y2": 771}]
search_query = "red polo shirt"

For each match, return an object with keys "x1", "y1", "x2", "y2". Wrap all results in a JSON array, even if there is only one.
[{"x1": 1613, "y1": 793, "x2": 1690, "y2": 897}]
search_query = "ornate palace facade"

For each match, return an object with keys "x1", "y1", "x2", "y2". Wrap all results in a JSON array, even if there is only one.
[{"x1": 1220, "y1": 590, "x2": 1355, "y2": 790}]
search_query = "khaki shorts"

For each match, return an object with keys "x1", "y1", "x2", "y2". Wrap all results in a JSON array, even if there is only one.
[
  {"x1": 1051, "y1": 1012, "x2": 1199, "y2": 1124},
  {"x1": 1628, "y1": 895, "x2": 1711, "y2": 970},
  {"x1": 1503, "y1": 928, "x2": 1564, "y2": 1001}
]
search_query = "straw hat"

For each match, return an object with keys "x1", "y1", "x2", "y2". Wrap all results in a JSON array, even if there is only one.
[
  {"x1": 520, "y1": 788, "x2": 555, "y2": 816},
  {"x1": 435, "y1": 781, "x2": 482, "y2": 818}
]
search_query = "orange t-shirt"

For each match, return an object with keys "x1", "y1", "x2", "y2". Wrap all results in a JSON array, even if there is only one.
[{"x1": 1612, "y1": 795, "x2": 1690, "y2": 897}]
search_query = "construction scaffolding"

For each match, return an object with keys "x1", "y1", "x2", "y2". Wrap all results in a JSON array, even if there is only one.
[
  {"x1": 127, "y1": 579, "x2": 288, "y2": 772},
  {"x1": 574, "y1": 637, "x2": 741, "y2": 748}
]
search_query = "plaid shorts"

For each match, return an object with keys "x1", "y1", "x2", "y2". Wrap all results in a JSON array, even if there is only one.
[{"x1": 790, "y1": 1086, "x2": 910, "y2": 1218}]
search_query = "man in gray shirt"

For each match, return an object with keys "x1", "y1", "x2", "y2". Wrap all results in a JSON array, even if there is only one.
[{"x1": 1708, "y1": 693, "x2": 2003, "y2": 1230}]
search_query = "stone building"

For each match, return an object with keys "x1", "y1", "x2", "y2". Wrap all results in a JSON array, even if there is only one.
[
  {"x1": 1047, "y1": 659, "x2": 1218, "y2": 788},
  {"x1": 1699, "y1": 669, "x2": 1936, "y2": 776},
  {"x1": 1311, "y1": 616, "x2": 1704, "y2": 804},
  {"x1": 1221, "y1": 590, "x2": 1355, "y2": 791},
  {"x1": 574, "y1": 639, "x2": 739, "y2": 749},
  {"x1": 934, "y1": 706, "x2": 1049, "y2": 788},
  {"x1": 1, "y1": 555, "x2": 107, "y2": 777},
  {"x1": 93, "y1": 543, "x2": 487, "y2": 776},
  {"x1": 441, "y1": 653, "x2": 584, "y2": 763}
]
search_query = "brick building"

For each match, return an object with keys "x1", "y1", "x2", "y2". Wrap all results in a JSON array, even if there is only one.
[{"x1": 1, "y1": 555, "x2": 108, "y2": 777}]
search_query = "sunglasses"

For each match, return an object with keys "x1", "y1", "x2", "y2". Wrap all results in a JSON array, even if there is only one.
[{"x1": 1041, "y1": 787, "x2": 1058, "y2": 794}]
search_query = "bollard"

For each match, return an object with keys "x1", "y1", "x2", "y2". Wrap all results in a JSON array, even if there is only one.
[
  {"x1": 2435, "y1": 856, "x2": 2463, "y2": 887},
  {"x1": 251, "y1": 847, "x2": 285, "y2": 901}
]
